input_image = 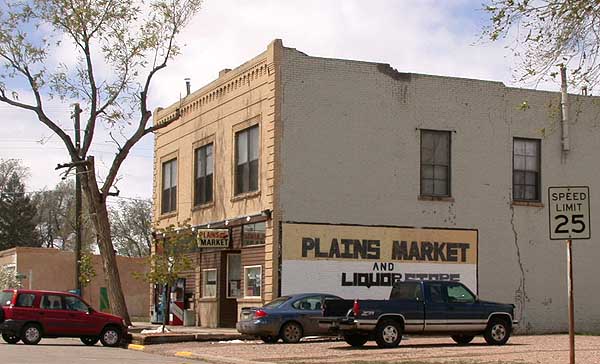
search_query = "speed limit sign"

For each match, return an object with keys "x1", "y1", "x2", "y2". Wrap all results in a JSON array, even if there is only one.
[{"x1": 548, "y1": 186, "x2": 591, "y2": 240}]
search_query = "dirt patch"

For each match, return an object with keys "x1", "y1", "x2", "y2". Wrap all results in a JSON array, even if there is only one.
[{"x1": 142, "y1": 334, "x2": 600, "y2": 364}]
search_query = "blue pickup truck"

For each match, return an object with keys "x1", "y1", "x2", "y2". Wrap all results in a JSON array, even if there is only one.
[{"x1": 319, "y1": 281, "x2": 517, "y2": 348}]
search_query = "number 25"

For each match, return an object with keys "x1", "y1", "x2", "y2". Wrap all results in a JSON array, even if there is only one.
[{"x1": 555, "y1": 214, "x2": 586, "y2": 234}]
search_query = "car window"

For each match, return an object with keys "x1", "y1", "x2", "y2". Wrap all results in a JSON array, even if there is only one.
[
  {"x1": 0, "y1": 291, "x2": 13, "y2": 306},
  {"x1": 15, "y1": 293, "x2": 36, "y2": 307},
  {"x1": 427, "y1": 283, "x2": 446, "y2": 303},
  {"x1": 41, "y1": 295, "x2": 63, "y2": 310},
  {"x1": 64, "y1": 296, "x2": 89, "y2": 313},
  {"x1": 447, "y1": 284, "x2": 475, "y2": 303},
  {"x1": 292, "y1": 296, "x2": 323, "y2": 311},
  {"x1": 390, "y1": 283, "x2": 423, "y2": 301},
  {"x1": 263, "y1": 296, "x2": 290, "y2": 309}
]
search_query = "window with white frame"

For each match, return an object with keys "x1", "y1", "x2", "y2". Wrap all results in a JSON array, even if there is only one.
[
  {"x1": 244, "y1": 265, "x2": 262, "y2": 298},
  {"x1": 202, "y1": 269, "x2": 217, "y2": 298}
]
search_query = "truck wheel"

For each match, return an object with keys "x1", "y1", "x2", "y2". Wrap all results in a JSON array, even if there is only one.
[
  {"x1": 375, "y1": 319, "x2": 402, "y2": 348},
  {"x1": 21, "y1": 323, "x2": 42, "y2": 345},
  {"x1": 343, "y1": 334, "x2": 368, "y2": 347},
  {"x1": 484, "y1": 318, "x2": 511, "y2": 345},
  {"x1": 260, "y1": 335, "x2": 279, "y2": 344},
  {"x1": 451, "y1": 334, "x2": 474, "y2": 345},
  {"x1": 2, "y1": 333, "x2": 20, "y2": 344},
  {"x1": 280, "y1": 322, "x2": 303, "y2": 343}
]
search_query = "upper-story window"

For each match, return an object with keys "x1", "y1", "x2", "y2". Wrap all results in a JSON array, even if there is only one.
[
  {"x1": 513, "y1": 138, "x2": 541, "y2": 201},
  {"x1": 161, "y1": 158, "x2": 177, "y2": 214},
  {"x1": 235, "y1": 125, "x2": 259, "y2": 195},
  {"x1": 194, "y1": 143, "x2": 213, "y2": 206},
  {"x1": 420, "y1": 130, "x2": 451, "y2": 197}
]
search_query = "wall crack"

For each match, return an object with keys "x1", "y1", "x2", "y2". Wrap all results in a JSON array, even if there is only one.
[{"x1": 510, "y1": 202, "x2": 529, "y2": 331}]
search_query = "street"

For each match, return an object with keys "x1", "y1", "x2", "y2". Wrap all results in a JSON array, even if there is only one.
[{"x1": 0, "y1": 338, "x2": 204, "y2": 364}]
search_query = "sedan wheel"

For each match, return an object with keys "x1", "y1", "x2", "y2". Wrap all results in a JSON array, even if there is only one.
[
  {"x1": 260, "y1": 335, "x2": 279, "y2": 344},
  {"x1": 280, "y1": 322, "x2": 303, "y2": 343},
  {"x1": 21, "y1": 323, "x2": 42, "y2": 345},
  {"x1": 100, "y1": 327, "x2": 122, "y2": 347}
]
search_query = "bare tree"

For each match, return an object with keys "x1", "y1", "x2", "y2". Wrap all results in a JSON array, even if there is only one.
[
  {"x1": 0, "y1": 0, "x2": 202, "y2": 324},
  {"x1": 483, "y1": 1, "x2": 600, "y2": 89},
  {"x1": 109, "y1": 198, "x2": 152, "y2": 257}
]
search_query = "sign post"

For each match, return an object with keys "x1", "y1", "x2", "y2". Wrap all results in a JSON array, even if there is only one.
[{"x1": 548, "y1": 186, "x2": 591, "y2": 364}]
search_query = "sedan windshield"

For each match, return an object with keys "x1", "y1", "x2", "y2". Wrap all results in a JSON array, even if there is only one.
[{"x1": 262, "y1": 296, "x2": 290, "y2": 309}]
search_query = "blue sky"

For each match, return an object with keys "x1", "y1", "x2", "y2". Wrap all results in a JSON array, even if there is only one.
[{"x1": 0, "y1": 0, "x2": 547, "y2": 201}]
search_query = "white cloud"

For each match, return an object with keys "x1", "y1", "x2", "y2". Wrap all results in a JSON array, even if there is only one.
[{"x1": 2, "y1": 0, "x2": 559, "y2": 200}]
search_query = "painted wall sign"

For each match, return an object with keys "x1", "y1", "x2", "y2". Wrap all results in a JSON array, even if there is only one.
[
  {"x1": 281, "y1": 222, "x2": 478, "y2": 298},
  {"x1": 197, "y1": 229, "x2": 230, "y2": 248}
]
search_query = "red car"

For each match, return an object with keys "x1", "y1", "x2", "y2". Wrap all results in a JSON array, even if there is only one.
[{"x1": 0, "y1": 289, "x2": 127, "y2": 347}]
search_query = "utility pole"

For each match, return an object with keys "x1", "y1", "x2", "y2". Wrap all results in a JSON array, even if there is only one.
[{"x1": 73, "y1": 103, "x2": 83, "y2": 294}]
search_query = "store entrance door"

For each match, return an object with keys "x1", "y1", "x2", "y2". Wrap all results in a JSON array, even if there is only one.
[{"x1": 219, "y1": 251, "x2": 241, "y2": 327}]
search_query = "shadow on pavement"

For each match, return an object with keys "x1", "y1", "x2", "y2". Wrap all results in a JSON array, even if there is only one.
[{"x1": 331, "y1": 342, "x2": 526, "y2": 350}]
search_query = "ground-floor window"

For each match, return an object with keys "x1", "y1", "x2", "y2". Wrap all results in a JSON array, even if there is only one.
[
  {"x1": 202, "y1": 269, "x2": 217, "y2": 298},
  {"x1": 244, "y1": 265, "x2": 262, "y2": 298}
]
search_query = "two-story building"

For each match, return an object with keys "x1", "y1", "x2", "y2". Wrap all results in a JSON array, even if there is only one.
[{"x1": 153, "y1": 39, "x2": 600, "y2": 333}]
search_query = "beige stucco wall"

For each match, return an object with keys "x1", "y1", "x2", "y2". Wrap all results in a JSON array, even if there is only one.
[
  {"x1": 7, "y1": 247, "x2": 149, "y2": 318},
  {"x1": 278, "y1": 46, "x2": 600, "y2": 333},
  {"x1": 152, "y1": 40, "x2": 283, "y2": 305}
]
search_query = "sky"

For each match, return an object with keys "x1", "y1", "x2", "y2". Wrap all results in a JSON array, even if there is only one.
[{"x1": 0, "y1": 0, "x2": 550, "y2": 203}]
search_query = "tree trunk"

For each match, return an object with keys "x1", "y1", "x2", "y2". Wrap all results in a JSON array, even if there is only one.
[
  {"x1": 80, "y1": 157, "x2": 132, "y2": 325},
  {"x1": 162, "y1": 283, "x2": 169, "y2": 333}
]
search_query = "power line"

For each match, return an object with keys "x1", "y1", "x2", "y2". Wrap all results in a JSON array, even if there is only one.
[{"x1": 0, "y1": 189, "x2": 150, "y2": 202}]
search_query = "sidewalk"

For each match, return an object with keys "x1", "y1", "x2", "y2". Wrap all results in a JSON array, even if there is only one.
[{"x1": 128, "y1": 322, "x2": 252, "y2": 345}]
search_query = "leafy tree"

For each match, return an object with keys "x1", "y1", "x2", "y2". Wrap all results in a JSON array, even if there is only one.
[
  {"x1": 136, "y1": 222, "x2": 194, "y2": 331},
  {"x1": 78, "y1": 253, "x2": 97, "y2": 288},
  {"x1": 0, "y1": 0, "x2": 202, "y2": 324},
  {"x1": 33, "y1": 180, "x2": 96, "y2": 251},
  {"x1": 0, "y1": 159, "x2": 29, "y2": 191},
  {"x1": 109, "y1": 198, "x2": 152, "y2": 257},
  {"x1": 0, "y1": 266, "x2": 20, "y2": 290},
  {"x1": 0, "y1": 173, "x2": 41, "y2": 250},
  {"x1": 484, "y1": 1, "x2": 600, "y2": 89}
]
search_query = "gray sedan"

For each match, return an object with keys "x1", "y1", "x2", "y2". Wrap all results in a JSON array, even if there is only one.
[{"x1": 236, "y1": 293, "x2": 340, "y2": 343}]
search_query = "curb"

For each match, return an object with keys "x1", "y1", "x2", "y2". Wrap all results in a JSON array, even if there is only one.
[
  {"x1": 127, "y1": 343, "x2": 276, "y2": 364},
  {"x1": 127, "y1": 343, "x2": 145, "y2": 351},
  {"x1": 129, "y1": 332, "x2": 253, "y2": 345}
]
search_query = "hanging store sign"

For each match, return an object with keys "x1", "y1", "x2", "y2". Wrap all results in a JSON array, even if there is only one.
[
  {"x1": 197, "y1": 229, "x2": 230, "y2": 248},
  {"x1": 281, "y1": 222, "x2": 478, "y2": 298}
]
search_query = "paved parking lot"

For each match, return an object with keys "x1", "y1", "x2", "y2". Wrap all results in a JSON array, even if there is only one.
[{"x1": 143, "y1": 334, "x2": 600, "y2": 364}]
